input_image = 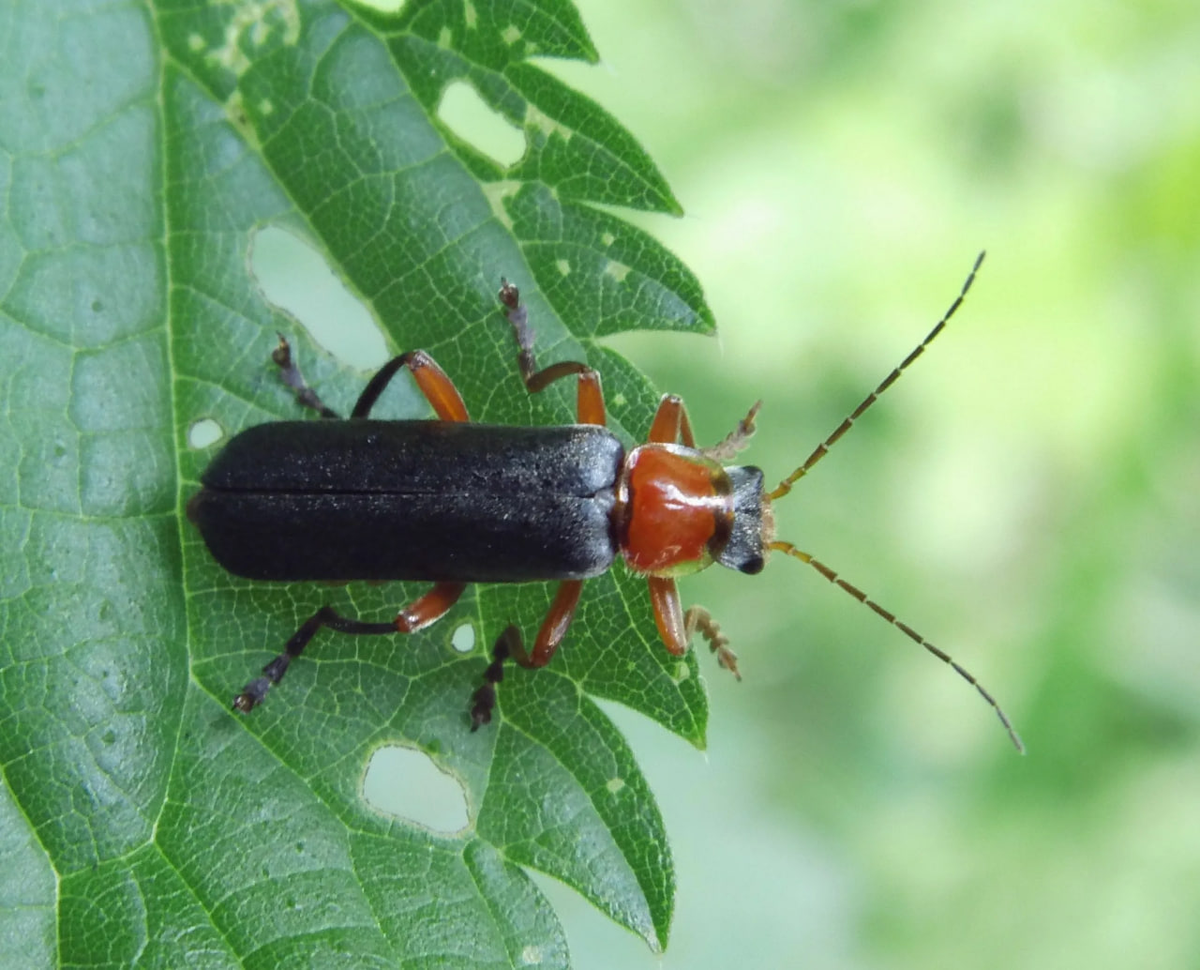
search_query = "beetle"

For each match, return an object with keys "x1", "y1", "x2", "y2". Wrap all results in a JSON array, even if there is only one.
[{"x1": 189, "y1": 254, "x2": 1022, "y2": 750}]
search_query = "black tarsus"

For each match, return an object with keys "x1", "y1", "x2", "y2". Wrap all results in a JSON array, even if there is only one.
[
  {"x1": 272, "y1": 334, "x2": 339, "y2": 418},
  {"x1": 470, "y1": 625, "x2": 520, "y2": 731},
  {"x1": 233, "y1": 606, "x2": 396, "y2": 712},
  {"x1": 497, "y1": 279, "x2": 590, "y2": 393}
]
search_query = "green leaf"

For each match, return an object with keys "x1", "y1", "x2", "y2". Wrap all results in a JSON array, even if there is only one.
[{"x1": 0, "y1": 1, "x2": 715, "y2": 967}]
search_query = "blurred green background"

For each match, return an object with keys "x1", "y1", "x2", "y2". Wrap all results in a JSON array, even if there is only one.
[
  {"x1": 513, "y1": 1, "x2": 1200, "y2": 967},
  {"x1": 298, "y1": 0, "x2": 1200, "y2": 964}
]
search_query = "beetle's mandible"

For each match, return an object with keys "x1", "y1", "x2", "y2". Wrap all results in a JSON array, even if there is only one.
[{"x1": 189, "y1": 256, "x2": 1023, "y2": 750}]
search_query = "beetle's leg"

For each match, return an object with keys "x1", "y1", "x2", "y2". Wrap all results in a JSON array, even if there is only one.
[
  {"x1": 498, "y1": 278, "x2": 575, "y2": 388},
  {"x1": 466, "y1": 578, "x2": 582, "y2": 675},
  {"x1": 650, "y1": 393, "x2": 761, "y2": 460},
  {"x1": 467, "y1": 603, "x2": 582, "y2": 725},
  {"x1": 394, "y1": 581, "x2": 468, "y2": 633},
  {"x1": 352, "y1": 351, "x2": 469, "y2": 421},
  {"x1": 233, "y1": 582, "x2": 467, "y2": 713},
  {"x1": 522, "y1": 579, "x2": 585, "y2": 667},
  {"x1": 647, "y1": 568, "x2": 741, "y2": 677},
  {"x1": 684, "y1": 605, "x2": 741, "y2": 680},
  {"x1": 233, "y1": 605, "x2": 396, "y2": 712},
  {"x1": 647, "y1": 395, "x2": 696, "y2": 447},
  {"x1": 701, "y1": 401, "x2": 762, "y2": 461},
  {"x1": 272, "y1": 336, "x2": 470, "y2": 423},
  {"x1": 467, "y1": 579, "x2": 582, "y2": 723},
  {"x1": 497, "y1": 279, "x2": 606, "y2": 426},
  {"x1": 470, "y1": 625, "x2": 519, "y2": 731},
  {"x1": 273, "y1": 335, "x2": 340, "y2": 418},
  {"x1": 647, "y1": 576, "x2": 689, "y2": 657},
  {"x1": 474, "y1": 581, "x2": 586, "y2": 676},
  {"x1": 574, "y1": 371, "x2": 606, "y2": 426}
]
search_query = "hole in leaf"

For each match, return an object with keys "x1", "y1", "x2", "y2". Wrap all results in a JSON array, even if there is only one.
[
  {"x1": 438, "y1": 80, "x2": 526, "y2": 168},
  {"x1": 249, "y1": 226, "x2": 388, "y2": 370},
  {"x1": 362, "y1": 744, "x2": 469, "y2": 833},
  {"x1": 451, "y1": 622, "x2": 475, "y2": 653},
  {"x1": 188, "y1": 418, "x2": 223, "y2": 449}
]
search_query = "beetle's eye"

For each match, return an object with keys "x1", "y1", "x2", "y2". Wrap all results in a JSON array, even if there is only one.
[{"x1": 738, "y1": 555, "x2": 765, "y2": 576}]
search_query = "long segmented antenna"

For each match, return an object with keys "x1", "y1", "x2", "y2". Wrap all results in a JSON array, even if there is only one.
[
  {"x1": 768, "y1": 540, "x2": 1024, "y2": 753},
  {"x1": 769, "y1": 251, "x2": 985, "y2": 502}
]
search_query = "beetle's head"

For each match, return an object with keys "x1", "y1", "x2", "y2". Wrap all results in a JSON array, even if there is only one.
[{"x1": 713, "y1": 464, "x2": 768, "y2": 575}]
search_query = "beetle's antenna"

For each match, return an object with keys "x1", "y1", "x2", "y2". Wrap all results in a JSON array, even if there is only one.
[
  {"x1": 768, "y1": 251, "x2": 985, "y2": 502},
  {"x1": 768, "y1": 539, "x2": 1024, "y2": 753}
]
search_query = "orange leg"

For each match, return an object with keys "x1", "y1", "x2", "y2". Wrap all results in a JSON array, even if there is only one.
[
  {"x1": 463, "y1": 581, "x2": 583, "y2": 728},
  {"x1": 648, "y1": 576, "x2": 688, "y2": 656},
  {"x1": 394, "y1": 581, "x2": 468, "y2": 633},
  {"x1": 352, "y1": 350, "x2": 469, "y2": 421},
  {"x1": 526, "y1": 580, "x2": 585, "y2": 667},
  {"x1": 233, "y1": 582, "x2": 469, "y2": 712},
  {"x1": 647, "y1": 567, "x2": 740, "y2": 677},
  {"x1": 650, "y1": 393, "x2": 759, "y2": 457},
  {"x1": 474, "y1": 580, "x2": 586, "y2": 676},
  {"x1": 647, "y1": 394, "x2": 696, "y2": 446},
  {"x1": 273, "y1": 335, "x2": 470, "y2": 422},
  {"x1": 498, "y1": 279, "x2": 606, "y2": 426},
  {"x1": 575, "y1": 370, "x2": 606, "y2": 426}
]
